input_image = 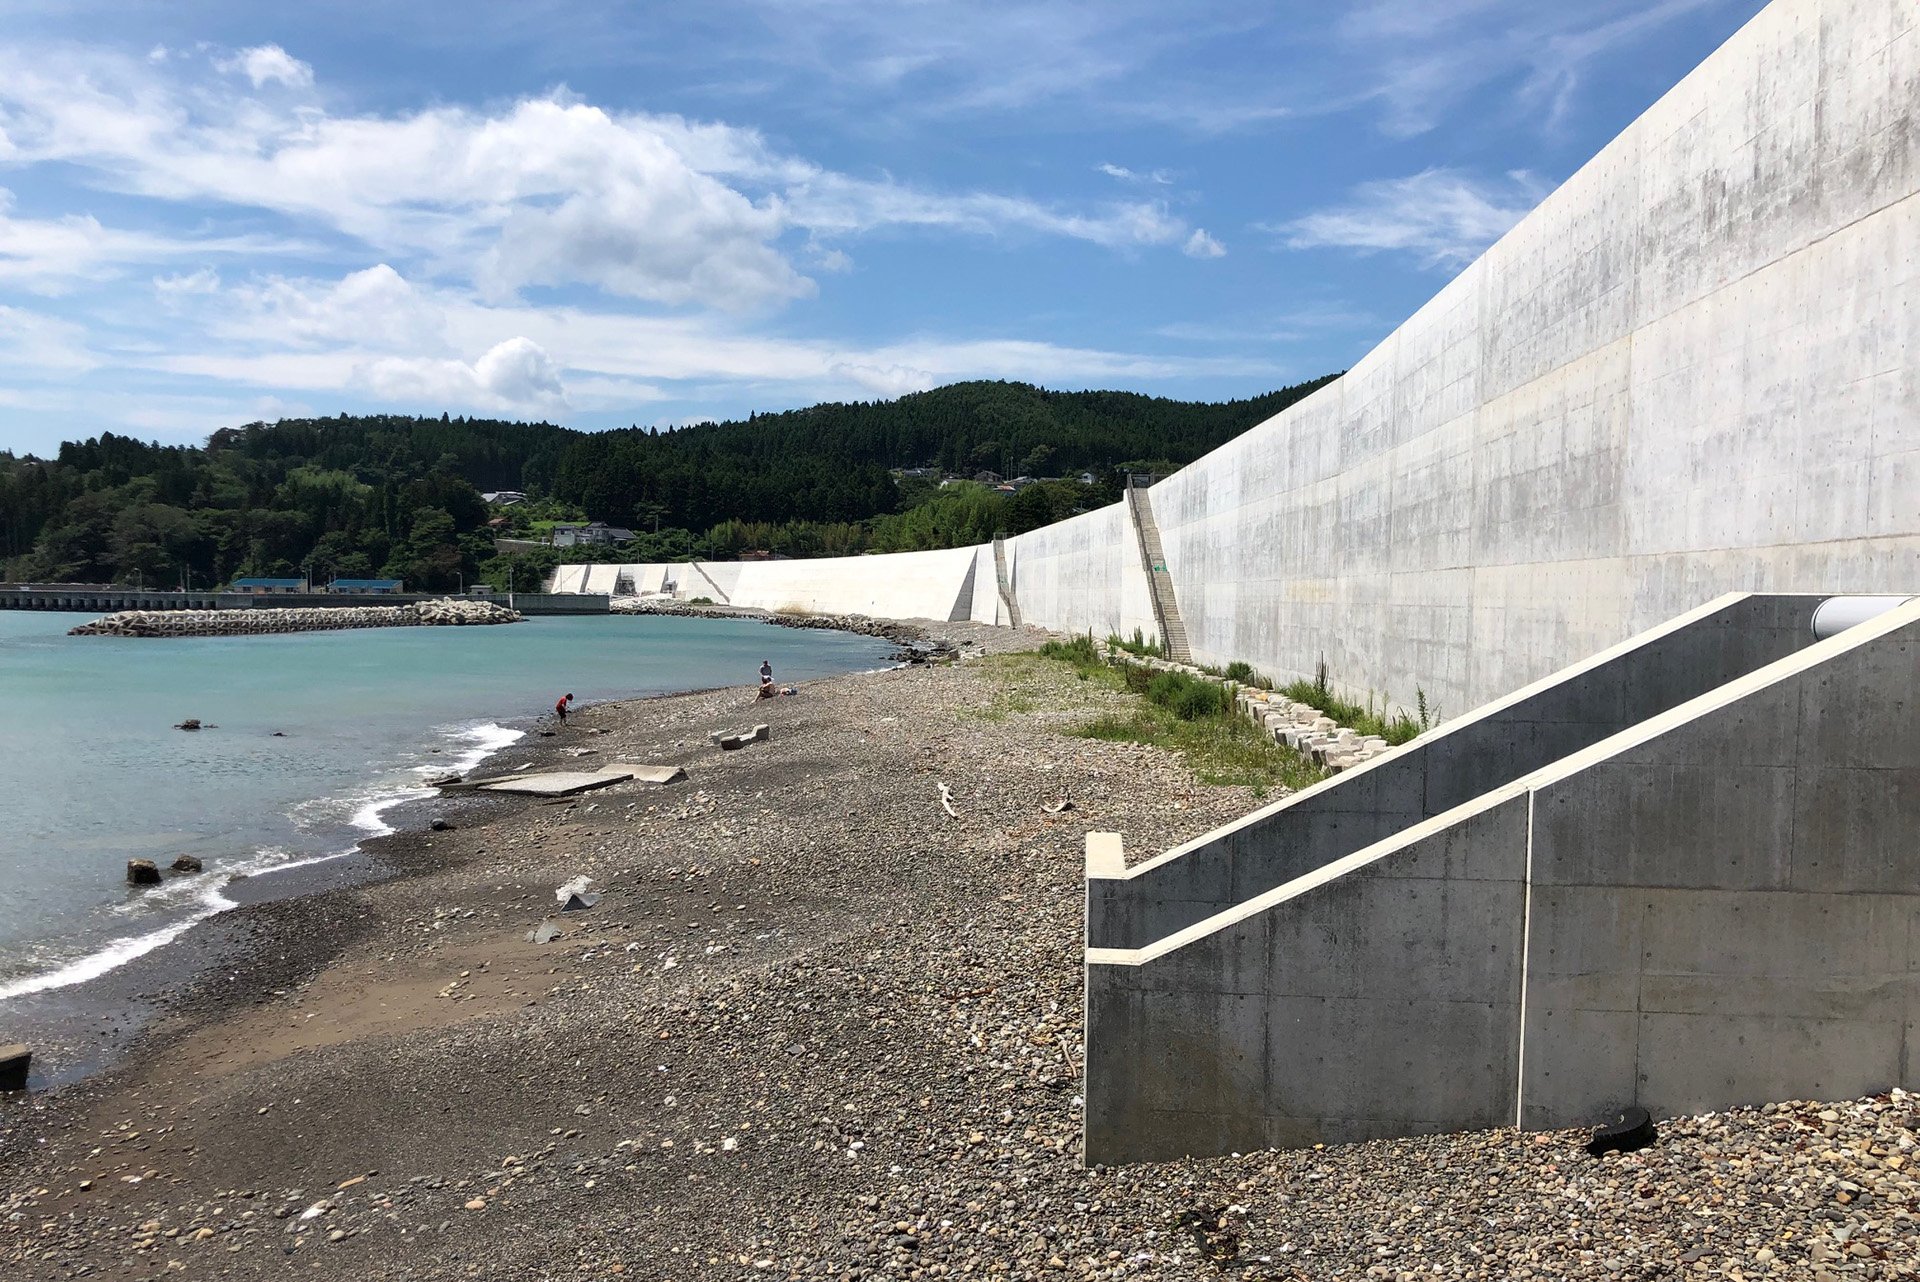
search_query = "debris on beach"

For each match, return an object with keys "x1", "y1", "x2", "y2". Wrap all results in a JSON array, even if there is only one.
[
  {"x1": 938, "y1": 781, "x2": 960, "y2": 818},
  {"x1": 0, "y1": 1043, "x2": 29, "y2": 1091},
  {"x1": 710, "y1": 723, "x2": 771, "y2": 751},
  {"x1": 557, "y1": 875, "x2": 601, "y2": 912},
  {"x1": 526, "y1": 920, "x2": 562, "y2": 944},
  {"x1": 1586, "y1": 1104, "x2": 1658, "y2": 1156}
]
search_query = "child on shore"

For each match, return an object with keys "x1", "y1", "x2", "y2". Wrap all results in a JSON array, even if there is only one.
[{"x1": 555, "y1": 692, "x2": 574, "y2": 724}]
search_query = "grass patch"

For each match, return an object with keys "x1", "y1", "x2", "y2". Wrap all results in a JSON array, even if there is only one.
[
  {"x1": 1072, "y1": 701, "x2": 1325, "y2": 795},
  {"x1": 1015, "y1": 649, "x2": 1325, "y2": 796},
  {"x1": 1038, "y1": 633, "x2": 1104, "y2": 677},
  {"x1": 1279, "y1": 662, "x2": 1433, "y2": 745},
  {"x1": 1106, "y1": 627, "x2": 1164, "y2": 659},
  {"x1": 971, "y1": 651, "x2": 1123, "y2": 722}
]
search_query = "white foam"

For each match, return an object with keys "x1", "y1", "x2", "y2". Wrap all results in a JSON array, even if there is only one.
[
  {"x1": 0, "y1": 888, "x2": 235, "y2": 1002},
  {"x1": 0, "y1": 721, "x2": 526, "y2": 1005}
]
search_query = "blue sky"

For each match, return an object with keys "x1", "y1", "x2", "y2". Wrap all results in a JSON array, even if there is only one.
[{"x1": 0, "y1": 0, "x2": 1770, "y2": 456}]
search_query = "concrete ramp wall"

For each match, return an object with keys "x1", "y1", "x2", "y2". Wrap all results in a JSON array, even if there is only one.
[
  {"x1": 1089, "y1": 592, "x2": 1823, "y2": 951},
  {"x1": 1084, "y1": 597, "x2": 1920, "y2": 1164}
]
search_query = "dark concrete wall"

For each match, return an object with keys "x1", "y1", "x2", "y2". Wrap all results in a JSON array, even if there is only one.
[{"x1": 1089, "y1": 593, "x2": 1822, "y2": 951}]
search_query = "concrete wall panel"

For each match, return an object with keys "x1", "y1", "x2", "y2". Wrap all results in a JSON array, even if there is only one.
[{"x1": 1085, "y1": 795, "x2": 1530, "y2": 1163}]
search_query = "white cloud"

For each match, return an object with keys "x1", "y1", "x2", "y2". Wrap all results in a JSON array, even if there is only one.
[
  {"x1": 357, "y1": 336, "x2": 567, "y2": 413},
  {"x1": 0, "y1": 188, "x2": 300, "y2": 294},
  {"x1": 0, "y1": 304, "x2": 97, "y2": 372},
  {"x1": 216, "y1": 45, "x2": 314, "y2": 90},
  {"x1": 133, "y1": 265, "x2": 1288, "y2": 415},
  {"x1": 1182, "y1": 229, "x2": 1225, "y2": 259},
  {"x1": 225, "y1": 264, "x2": 452, "y2": 351},
  {"x1": 826, "y1": 360, "x2": 939, "y2": 398},
  {"x1": 154, "y1": 267, "x2": 221, "y2": 296},
  {"x1": 1271, "y1": 168, "x2": 1554, "y2": 268},
  {"x1": 0, "y1": 47, "x2": 1214, "y2": 312},
  {"x1": 1098, "y1": 163, "x2": 1172, "y2": 185}
]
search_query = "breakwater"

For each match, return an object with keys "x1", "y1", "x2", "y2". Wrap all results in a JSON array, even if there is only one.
[{"x1": 68, "y1": 598, "x2": 523, "y2": 637}]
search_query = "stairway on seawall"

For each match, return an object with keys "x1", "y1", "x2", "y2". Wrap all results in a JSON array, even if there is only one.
[
  {"x1": 992, "y1": 536, "x2": 1023, "y2": 628},
  {"x1": 684, "y1": 561, "x2": 731, "y2": 604},
  {"x1": 1125, "y1": 487, "x2": 1191, "y2": 662}
]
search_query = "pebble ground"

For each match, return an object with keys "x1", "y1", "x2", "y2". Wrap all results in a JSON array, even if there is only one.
[{"x1": 2, "y1": 620, "x2": 1913, "y2": 1280}]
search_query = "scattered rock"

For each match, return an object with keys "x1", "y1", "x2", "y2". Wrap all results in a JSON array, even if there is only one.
[
  {"x1": 168, "y1": 855, "x2": 204, "y2": 873},
  {"x1": 126, "y1": 859, "x2": 161, "y2": 886}
]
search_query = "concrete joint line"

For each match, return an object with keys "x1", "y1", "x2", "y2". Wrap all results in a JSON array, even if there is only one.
[{"x1": 1515, "y1": 788, "x2": 1536, "y2": 1130}]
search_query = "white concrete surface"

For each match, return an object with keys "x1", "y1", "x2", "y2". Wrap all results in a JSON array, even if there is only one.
[{"x1": 548, "y1": 0, "x2": 1915, "y2": 718}]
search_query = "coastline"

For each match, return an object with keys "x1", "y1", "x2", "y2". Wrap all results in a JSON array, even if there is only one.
[
  {"x1": 0, "y1": 607, "x2": 915, "y2": 1081},
  {"x1": 7, "y1": 619, "x2": 1909, "y2": 1281}
]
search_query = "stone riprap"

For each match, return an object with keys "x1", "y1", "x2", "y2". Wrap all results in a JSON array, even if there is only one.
[
  {"x1": 67, "y1": 598, "x2": 522, "y2": 637},
  {"x1": 1095, "y1": 641, "x2": 1400, "y2": 773}
]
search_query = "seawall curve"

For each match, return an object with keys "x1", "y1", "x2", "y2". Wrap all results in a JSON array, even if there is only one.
[{"x1": 556, "y1": 0, "x2": 1918, "y2": 718}]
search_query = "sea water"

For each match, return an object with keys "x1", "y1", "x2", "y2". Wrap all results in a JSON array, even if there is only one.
[{"x1": 0, "y1": 611, "x2": 892, "y2": 1001}]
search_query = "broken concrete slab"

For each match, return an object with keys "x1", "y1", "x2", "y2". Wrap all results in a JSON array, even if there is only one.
[
  {"x1": 478, "y1": 770, "x2": 633, "y2": 797},
  {"x1": 608, "y1": 763, "x2": 687, "y2": 784},
  {"x1": 526, "y1": 921, "x2": 561, "y2": 945},
  {"x1": 711, "y1": 723, "x2": 771, "y2": 751},
  {"x1": 561, "y1": 891, "x2": 601, "y2": 912}
]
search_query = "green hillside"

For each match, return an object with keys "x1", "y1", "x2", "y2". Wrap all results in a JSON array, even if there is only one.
[{"x1": 0, "y1": 375, "x2": 1338, "y2": 592}]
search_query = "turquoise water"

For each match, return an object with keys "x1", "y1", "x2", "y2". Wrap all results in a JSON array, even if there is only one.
[{"x1": 0, "y1": 611, "x2": 891, "y2": 1001}]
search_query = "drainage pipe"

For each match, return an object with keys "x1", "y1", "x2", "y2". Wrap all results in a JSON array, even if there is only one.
[{"x1": 1812, "y1": 595, "x2": 1916, "y2": 641}]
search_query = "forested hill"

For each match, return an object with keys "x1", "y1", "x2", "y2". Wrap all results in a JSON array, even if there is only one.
[{"x1": 0, "y1": 375, "x2": 1338, "y2": 591}]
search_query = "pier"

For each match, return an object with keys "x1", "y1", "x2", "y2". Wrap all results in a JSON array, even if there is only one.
[{"x1": 0, "y1": 587, "x2": 608, "y2": 616}]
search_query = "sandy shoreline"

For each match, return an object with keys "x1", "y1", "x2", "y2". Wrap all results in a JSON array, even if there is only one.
[{"x1": 5, "y1": 623, "x2": 1918, "y2": 1281}]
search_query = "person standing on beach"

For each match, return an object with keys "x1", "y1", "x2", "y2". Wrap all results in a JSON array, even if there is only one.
[
  {"x1": 555, "y1": 692, "x2": 574, "y2": 724},
  {"x1": 759, "y1": 659, "x2": 773, "y2": 685}
]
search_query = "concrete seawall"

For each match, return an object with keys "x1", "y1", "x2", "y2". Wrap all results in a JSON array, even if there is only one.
[{"x1": 551, "y1": 0, "x2": 1917, "y2": 721}]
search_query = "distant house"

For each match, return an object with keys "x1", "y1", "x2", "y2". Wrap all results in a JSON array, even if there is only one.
[
  {"x1": 974, "y1": 470, "x2": 1003, "y2": 484},
  {"x1": 231, "y1": 577, "x2": 304, "y2": 594},
  {"x1": 328, "y1": 578, "x2": 404, "y2": 594},
  {"x1": 481, "y1": 490, "x2": 528, "y2": 506},
  {"x1": 551, "y1": 522, "x2": 635, "y2": 547},
  {"x1": 1077, "y1": 471, "x2": 1098, "y2": 485}
]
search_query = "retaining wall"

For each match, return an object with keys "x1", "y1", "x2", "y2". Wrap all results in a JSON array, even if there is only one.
[
  {"x1": 1087, "y1": 592, "x2": 1822, "y2": 951},
  {"x1": 1085, "y1": 596, "x2": 1920, "y2": 1163}
]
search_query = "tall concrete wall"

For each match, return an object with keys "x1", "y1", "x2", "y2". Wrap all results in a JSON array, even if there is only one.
[
  {"x1": 547, "y1": 0, "x2": 1914, "y2": 718},
  {"x1": 998, "y1": 504, "x2": 1159, "y2": 642},
  {"x1": 1085, "y1": 597, "x2": 1920, "y2": 1163},
  {"x1": 1133, "y1": 0, "x2": 1918, "y2": 715}
]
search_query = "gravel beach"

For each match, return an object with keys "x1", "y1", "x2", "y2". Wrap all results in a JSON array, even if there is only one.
[{"x1": 3, "y1": 620, "x2": 1915, "y2": 1281}]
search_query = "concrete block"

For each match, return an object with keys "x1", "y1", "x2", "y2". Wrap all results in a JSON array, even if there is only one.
[{"x1": 0, "y1": 1044, "x2": 28, "y2": 1091}]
